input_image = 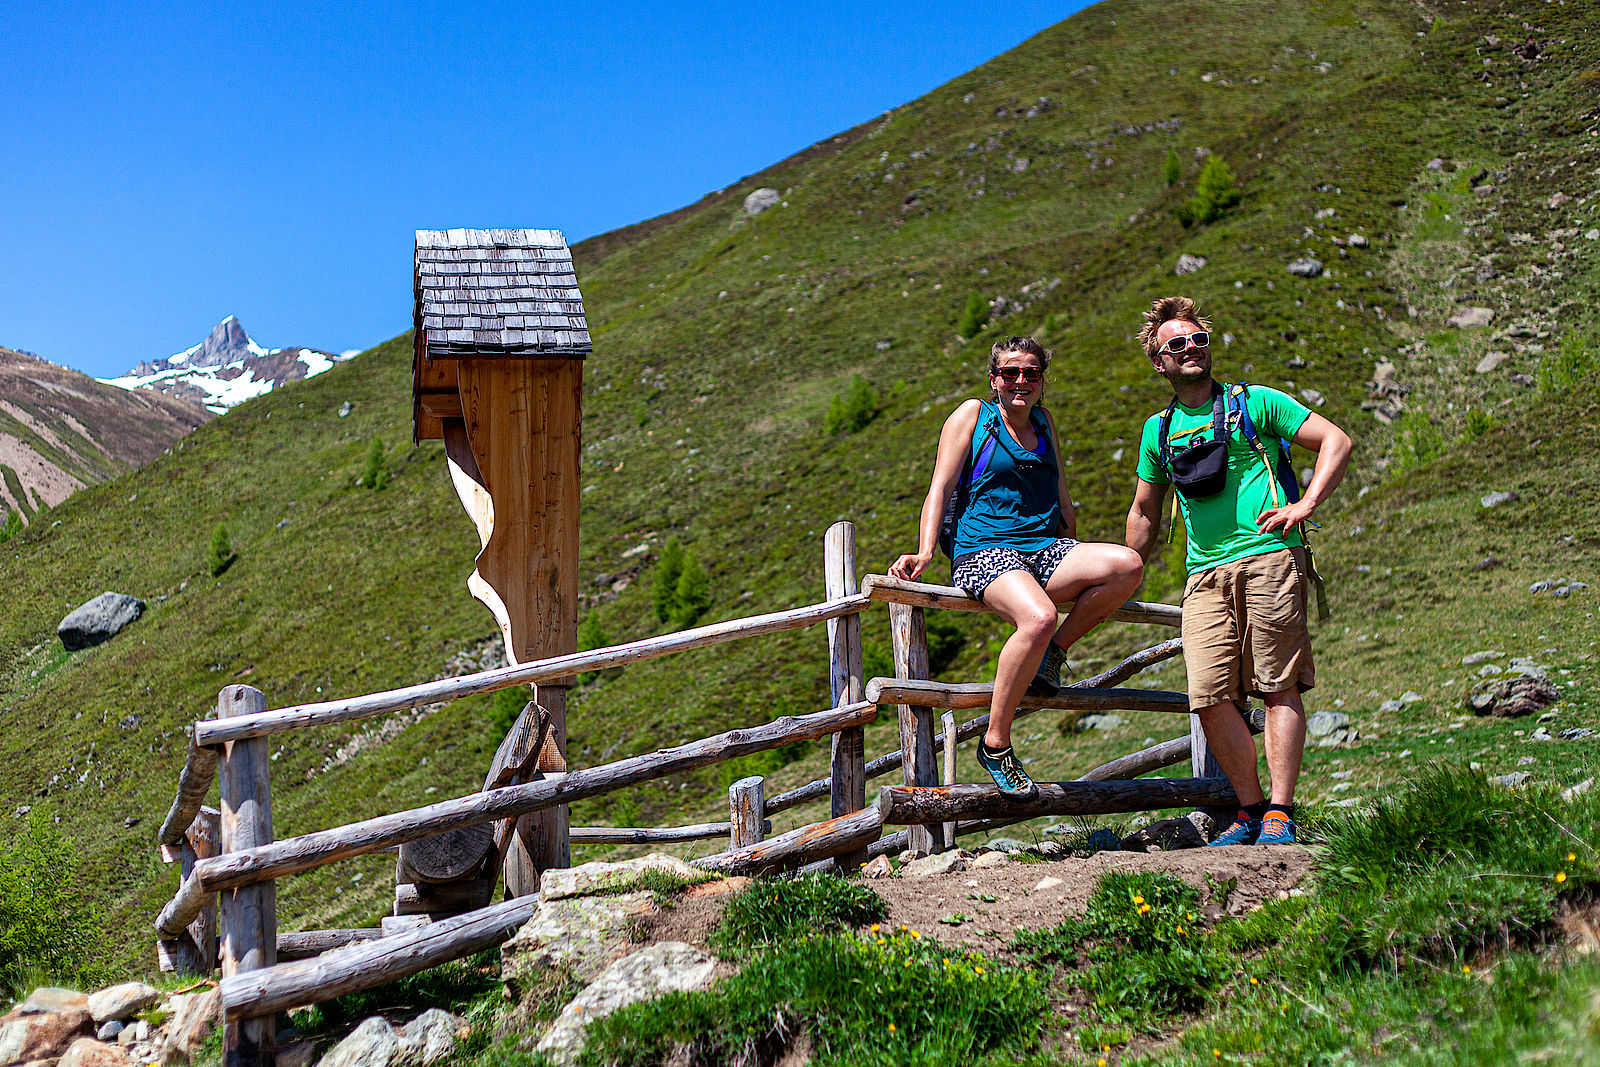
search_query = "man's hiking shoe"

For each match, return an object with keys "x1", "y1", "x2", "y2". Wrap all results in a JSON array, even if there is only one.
[
  {"x1": 977, "y1": 741, "x2": 1038, "y2": 800},
  {"x1": 1027, "y1": 644, "x2": 1069, "y2": 698},
  {"x1": 1208, "y1": 815, "x2": 1261, "y2": 846},
  {"x1": 1258, "y1": 813, "x2": 1297, "y2": 845}
]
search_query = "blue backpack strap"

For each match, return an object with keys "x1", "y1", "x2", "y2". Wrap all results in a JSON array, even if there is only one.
[
  {"x1": 970, "y1": 402, "x2": 1001, "y2": 484},
  {"x1": 1231, "y1": 383, "x2": 1301, "y2": 505}
]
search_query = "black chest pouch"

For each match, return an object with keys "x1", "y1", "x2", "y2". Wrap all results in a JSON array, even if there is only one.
[{"x1": 1159, "y1": 384, "x2": 1231, "y2": 499}]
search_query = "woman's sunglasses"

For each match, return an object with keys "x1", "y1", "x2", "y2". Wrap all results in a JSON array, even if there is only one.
[
  {"x1": 993, "y1": 367, "x2": 1043, "y2": 383},
  {"x1": 1161, "y1": 331, "x2": 1210, "y2": 353}
]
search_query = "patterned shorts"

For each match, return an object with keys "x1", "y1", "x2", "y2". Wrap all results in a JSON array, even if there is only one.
[{"x1": 951, "y1": 537, "x2": 1080, "y2": 601}]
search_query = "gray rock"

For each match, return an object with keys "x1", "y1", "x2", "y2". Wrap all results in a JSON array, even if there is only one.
[
  {"x1": 96, "y1": 1021, "x2": 123, "y2": 1042},
  {"x1": 742, "y1": 188, "x2": 781, "y2": 215},
  {"x1": 1469, "y1": 675, "x2": 1560, "y2": 718},
  {"x1": 1122, "y1": 815, "x2": 1206, "y2": 852},
  {"x1": 1562, "y1": 777, "x2": 1594, "y2": 801},
  {"x1": 1560, "y1": 728, "x2": 1595, "y2": 742},
  {"x1": 398, "y1": 1010, "x2": 464, "y2": 1067},
  {"x1": 57, "y1": 593, "x2": 145, "y2": 652},
  {"x1": 1348, "y1": 233, "x2": 1370, "y2": 248},
  {"x1": 1488, "y1": 771, "x2": 1532, "y2": 789},
  {"x1": 1474, "y1": 352, "x2": 1510, "y2": 374},
  {"x1": 538, "y1": 853, "x2": 702, "y2": 902},
  {"x1": 1077, "y1": 713, "x2": 1123, "y2": 731},
  {"x1": 968, "y1": 851, "x2": 1010, "y2": 870},
  {"x1": 1481, "y1": 491, "x2": 1518, "y2": 508},
  {"x1": 903, "y1": 851, "x2": 966, "y2": 877},
  {"x1": 160, "y1": 988, "x2": 220, "y2": 1062},
  {"x1": 1306, "y1": 711, "x2": 1350, "y2": 738},
  {"x1": 502, "y1": 891, "x2": 655, "y2": 990},
  {"x1": 87, "y1": 983, "x2": 159, "y2": 1024},
  {"x1": 1084, "y1": 827, "x2": 1122, "y2": 853},
  {"x1": 1286, "y1": 258, "x2": 1324, "y2": 278},
  {"x1": 338, "y1": 401, "x2": 353, "y2": 418},
  {"x1": 1530, "y1": 728, "x2": 1552, "y2": 742},
  {"x1": 15, "y1": 988, "x2": 88, "y2": 1015},
  {"x1": 1175, "y1": 254, "x2": 1208, "y2": 275},
  {"x1": 316, "y1": 1017, "x2": 399, "y2": 1067},
  {"x1": 1461, "y1": 650, "x2": 1503, "y2": 665},
  {"x1": 536, "y1": 943, "x2": 717, "y2": 1066},
  {"x1": 1299, "y1": 388, "x2": 1326, "y2": 407},
  {"x1": 57, "y1": 1037, "x2": 130, "y2": 1067},
  {"x1": 1587, "y1": 228, "x2": 1600, "y2": 241},
  {"x1": 1447, "y1": 306, "x2": 1495, "y2": 329}
]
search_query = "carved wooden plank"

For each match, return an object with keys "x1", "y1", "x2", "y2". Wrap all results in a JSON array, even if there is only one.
[
  {"x1": 276, "y1": 929, "x2": 383, "y2": 962},
  {"x1": 195, "y1": 701, "x2": 876, "y2": 892},
  {"x1": 889, "y1": 602, "x2": 943, "y2": 854},
  {"x1": 194, "y1": 594, "x2": 869, "y2": 745},
  {"x1": 878, "y1": 778, "x2": 1237, "y2": 825},
  {"x1": 865, "y1": 679, "x2": 1188, "y2": 714},
  {"x1": 221, "y1": 897, "x2": 538, "y2": 1022},
  {"x1": 695, "y1": 796, "x2": 887, "y2": 877},
  {"x1": 158, "y1": 737, "x2": 219, "y2": 847},
  {"x1": 824, "y1": 523, "x2": 868, "y2": 871},
  {"x1": 729, "y1": 777, "x2": 764, "y2": 849},
  {"x1": 217, "y1": 686, "x2": 275, "y2": 1067},
  {"x1": 861, "y1": 574, "x2": 1182, "y2": 627}
]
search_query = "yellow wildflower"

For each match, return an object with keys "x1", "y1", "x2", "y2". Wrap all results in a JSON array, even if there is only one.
[
  {"x1": 1567, "y1": 852, "x2": 1577, "y2": 863},
  {"x1": 1138, "y1": 903, "x2": 1152, "y2": 914},
  {"x1": 910, "y1": 929, "x2": 922, "y2": 939},
  {"x1": 1249, "y1": 977, "x2": 1258, "y2": 986},
  {"x1": 1462, "y1": 964, "x2": 1472, "y2": 974},
  {"x1": 1097, "y1": 1060, "x2": 1107, "y2": 1067},
  {"x1": 1132, "y1": 895, "x2": 1145, "y2": 905},
  {"x1": 1556, "y1": 871, "x2": 1568, "y2": 884},
  {"x1": 975, "y1": 966, "x2": 985, "y2": 976},
  {"x1": 889, "y1": 1023, "x2": 897, "y2": 1034},
  {"x1": 870, "y1": 923, "x2": 881, "y2": 933}
]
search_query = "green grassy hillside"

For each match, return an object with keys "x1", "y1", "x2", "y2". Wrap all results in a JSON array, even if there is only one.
[{"x1": 1, "y1": 0, "x2": 1598, "y2": 974}]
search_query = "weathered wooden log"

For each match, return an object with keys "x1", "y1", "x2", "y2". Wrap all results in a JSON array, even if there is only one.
[
  {"x1": 865, "y1": 678, "x2": 1188, "y2": 714},
  {"x1": 157, "y1": 806, "x2": 220, "y2": 973},
  {"x1": 889, "y1": 602, "x2": 943, "y2": 854},
  {"x1": 195, "y1": 701, "x2": 876, "y2": 892},
  {"x1": 861, "y1": 574, "x2": 1182, "y2": 628},
  {"x1": 157, "y1": 869, "x2": 209, "y2": 939},
  {"x1": 941, "y1": 710, "x2": 958, "y2": 847},
  {"x1": 159, "y1": 738, "x2": 219, "y2": 848},
  {"x1": 486, "y1": 700, "x2": 552, "y2": 897},
  {"x1": 823, "y1": 523, "x2": 868, "y2": 871},
  {"x1": 729, "y1": 777, "x2": 764, "y2": 849},
  {"x1": 394, "y1": 878, "x2": 493, "y2": 916},
  {"x1": 217, "y1": 686, "x2": 276, "y2": 1066},
  {"x1": 695, "y1": 795, "x2": 888, "y2": 877},
  {"x1": 762, "y1": 639, "x2": 1187, "y2": 816},
  {"x1": 510, "y1": 687, "x2": 569, "y2": 897},
  {"x1": 867, "y1": 815, "x2": 1033, "y2": 859},
  {"x1": 398, "y1": 824, "x2": 494, "y2": 885},
  {"x1": 221, "y1": 896, "x2": 539, "y2": 1022},
  {"x1": 275, "y1": 929, "x2": 383, "y2": 962},
  {"x1": 878, "y1": 778, "x2": 1237, "y2": 825},
  {"x1": 195, "y1": 594, "x2": 871, "y2": 746},
  {"x1": 569, "y1": 822, "x2": 751, "y2": 844}
]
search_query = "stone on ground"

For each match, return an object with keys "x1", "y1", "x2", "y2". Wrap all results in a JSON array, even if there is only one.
[
  {"x1": 0, "y1": 1000, "x2": 93, "y2": 1065},
  {"x1": 58, "y1": 1037, "x2": 131, "y2": 1067},
  {"x1": 1286, "y1": 258, "x2": 1324, "y2": 278},
  {"x1": 160, "y1": 988, "x2": 220, "y2": 1062},
  {"x1": 87, "y1": 983, "x2": 160, "y2": 1024},
  {"x1": 536, "y1": 943, "x2": 718, "y2": 1066},
  {"x1": 1447, "y1": 306, "x2": 1495, "y2": 329},
  {"x1": 317, "y1": 1016, "x2": 399, "y2": 1067},
  {"x1": 503, "y1": 891, "x2": 656, "y2": 991},
  {"x1": 860, "y1": 854, "x2": 894, "y2": 878},
  {"x1": 398, "y1": 1009, "x2": 466, "y2": 1067},
  {"x1": 902, "y1": 852, "x2": 965, "y2": 878},
  {"x1": 57, "y1": 593, "x2": 146, "y2": 651},
  {"x1": 743, "y1": 188, "x2": 781, "y2": 215},
  {"x1": 538, "y1": 853, "x2": 703, "y2": 902},
  {"x1": 1122, "y1": 814, "x2": 1208, "y2": 852}
]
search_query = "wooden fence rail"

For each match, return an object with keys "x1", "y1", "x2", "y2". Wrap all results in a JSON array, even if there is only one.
[
  {"x1": 158, "y1": 739, "x2": 219, "y2": 849},
  {"x1": 865, "y1": 679, "x2": 1187, "y2": 714},
  {"x1": 862, "y1": 574, "x2": 1182, "y2": 627}
]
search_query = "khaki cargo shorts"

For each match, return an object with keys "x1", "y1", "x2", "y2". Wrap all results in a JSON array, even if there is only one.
[{"x1": 1181, "y1": 546, "x2": 1315, "y2": 709}]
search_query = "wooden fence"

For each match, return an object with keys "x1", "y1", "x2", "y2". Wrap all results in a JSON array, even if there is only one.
[{"x1": 154, "y1": 520, "x2": 1229, "y2": 1064}]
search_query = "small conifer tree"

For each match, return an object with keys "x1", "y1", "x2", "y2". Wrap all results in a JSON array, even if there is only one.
[
  {"x1": 1177, "y1": 156, "x2": 1242, "y2": 227},
  {"x1": 1162, "y1": 148, "x2": 1182, "y2": 186},
  {"x1": 956, "y1": 292, "x2": 991, "y2": 339},
  {"x1": 207, "y1": 523, "x2": 235, "y2": 576},
  {"x1": 360, "y1": 437, "x2": 390, "y2": 490},
  {"x1": 652, "y1": 539, "x2": 686, "y2": 622},
  {"x1": 824, "y1": 374, "x2": 880, "y2": 435},
  {"x1": 672, "y1": 555, "x2": 712, "y2": 629}
]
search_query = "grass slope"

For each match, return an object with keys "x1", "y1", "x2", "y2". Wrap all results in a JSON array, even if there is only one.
[{"x1": 0, "y1": 0, "x2": 1597, "y2": 975}]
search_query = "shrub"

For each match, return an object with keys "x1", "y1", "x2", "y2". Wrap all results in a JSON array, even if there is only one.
[
  {"x1": 652, "y1": 539, "x2": 712, "y2": 629},
  {"x1": 1176, "y1": 156, "x2": 1242, "y2": 227},
  {"x1": 823, "y1": 373, "x2": 879, "y2": 435},
  {"x1": 206, "y1": 523, "x2": 236, "y2": 576},
  {"x1": 1461, "y1": 406, "x2": 1497, "y2": 441},
  {"x1": 1537, "y1": 330, "x2": 1598, "y2": 393},
  {"x1": 1391, "y1": 411, "x2": 1447, "y2": 473},
  {"x1": 957, "y1": 292, "x2": 991, "y2": 339},
  {"x1": 651, "y1": 539, "x2": 685, "y2": 623},
  {"x1": 0, "y1": 812, "x2": 102, "y2": 997},
  {"x1": 576, "y1": 613, "x2": 612, "y2": 684},
  {"x1": 359, "y1": 437, "x2": 390, "y2": 490},
  {"x1": 1162, "y1": 147, "x2": 1182, "y2": 186},
  {"x1": 487, "y1": 686, "x2": 531, "y2": 737},
  {"x1": 714, "y1": 872, "x2": 887, "y2": 952},
  {"x1": 0, "y1": 508, "x2": 19, "y2": 545}
]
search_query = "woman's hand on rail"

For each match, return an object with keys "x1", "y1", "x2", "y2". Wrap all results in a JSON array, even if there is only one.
[{"x1": 889, "y1": 552, "x2": 932, "y2": 581}]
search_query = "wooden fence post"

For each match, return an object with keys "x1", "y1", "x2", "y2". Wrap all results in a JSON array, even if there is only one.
[
  {"x1": 823, "y1": 521, "x2": 868, "y2": 871},
  {"x1": 888, "y1": 603, "x2": 946, "y2": 854},
  {"x1": 217, "y1": 685, "x2": 275, "y2": 1067},
  {"x1": 729, "y1": 776, "x2": 765, "y2": 849},
  {"x1": 940, "y1": 710, "x2": 958, "y2": 849}
]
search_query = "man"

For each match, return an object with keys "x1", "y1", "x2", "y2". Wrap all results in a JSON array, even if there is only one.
[{"x1": 1126, "y1": 297, "x2": 1352, "y2": 845}]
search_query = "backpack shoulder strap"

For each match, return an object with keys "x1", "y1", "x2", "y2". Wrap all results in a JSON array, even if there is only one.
[{"x1": 1156, "y1": 399, "x2": 1180, "y2": 468}]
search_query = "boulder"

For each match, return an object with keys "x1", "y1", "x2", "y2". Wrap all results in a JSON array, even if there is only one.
[
  {"x1": 1174, "y1": 254, "x2": 1208, "y2": 275},
  {"x1": 538, "y1": 853, "x2": 703, "y2": 902},
  {"x1": 15, "y1": 988, "x2": 89, "y2": 1015},
  {"x1": 860, "y1": 855, "x2": 895, "y2": 879},
  {"x1": 968, "y1": 851, "x2": 1010, "y2": 870},
  {"x1": 1306, "y1": 711, "x2": 1350, "y2": 738},
  {"x1": 398, "y1": 1009, "x2": 466, "y2": 1067},
  {"x1": 88, "y1": 983, "x2": 160, "y2": 1024},
  {"x1": 317, "y1": 1017, "x2": 399, "y2": 1067},
  {"x1": 1481, "y1": 491, "x2": 1518, "y2": 508},
  {"x1": 742, "y1": 188, "x2": 781, "y2": 215},
  {"x1": 277, "y1": 1040, "x2": 319, "y2": 1067},
  {"x1": 97, "y1": 1021, "x2": 124, "y2": 1042},
  {"x1": 59, "y1": 1037, "x2": 131, "y2": 1067},
  {"x1": 502, "y1": 891, "x2": 656, "y2": 992},
  {"x1": 1469, "y1": 676, "x2": 1560, "y2": 718},
  {"x1": 1447, "y1": 307, "x2": 1495, "y2": 329},
  {"x1": 1122, "y1": 812, "x2": 1210, "y2": 852},
  {"x1": 536, "y1": 943, "x2": 717, "y2": 1066},
  {"x1": 1286, "y1": 258, "x2": 1324, "y2": 278},
  {"x1": 902, "y1": 852, "x2": 965, "y2": 878},
  {"x1": 1076, "y1": 713, "x2": 1123, "y2": 731},
  {"x1": 1348, "y1": 233, "x2": 1370, "y2": 248},
  {"x1": 160, "y1": 988, "x2": 220, "y2": 1062},
  {"x1": 0, "y1": 1005, "x2": 93, "y2": 1064},
  {"x1": 1474, "y1": 352, "x2": 1510, "y2": 374},
  {"x1": 58, "y1": 593, "x2": 146, "y2": 651}
]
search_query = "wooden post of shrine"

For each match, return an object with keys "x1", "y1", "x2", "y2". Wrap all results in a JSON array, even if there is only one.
[{"x1": 413, "y1": 229, "x2": 590, "y2": 895}]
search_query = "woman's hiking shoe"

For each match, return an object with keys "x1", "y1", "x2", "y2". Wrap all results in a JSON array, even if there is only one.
[
  {"x1": 1207, "y1": 813, "x2": 1262, "y2": 846},
  {"x1": 1257, "y1": 812, "x2": 1297, "y2": 845},
  {"x1": 1027, "y1": 644, "x2": 1069, "y2": 697},
  {"x1": 976, "y1": 741, "x2": 1038, "y2": 800}
]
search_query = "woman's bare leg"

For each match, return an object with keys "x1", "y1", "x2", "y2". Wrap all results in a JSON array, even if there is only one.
[
  {"x1": 976, "y1": 570, "x2": 1060, "y2": 748},
  {"x1": 1042, "y1": 543, "x2": 1145, "y2": 652}
]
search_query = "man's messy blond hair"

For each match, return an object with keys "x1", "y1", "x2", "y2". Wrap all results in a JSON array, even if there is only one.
[{"x1": 1138, "y1": 296, "x2": 1212, "y2": 358}]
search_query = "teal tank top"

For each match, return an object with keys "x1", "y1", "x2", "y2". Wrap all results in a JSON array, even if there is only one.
[{"x1": 952, "y1": 401, "x2": 1062, "y2": 559}]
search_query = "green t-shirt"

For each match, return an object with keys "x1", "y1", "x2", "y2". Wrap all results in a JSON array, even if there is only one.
[{"x1": 1136, "y1": 384, "x2": 1313, "y2": 576}]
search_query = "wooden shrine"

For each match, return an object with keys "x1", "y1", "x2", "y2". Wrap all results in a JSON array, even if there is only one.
[{"x1": 412, "y1": 228, "x2": 591, "y2": 898}]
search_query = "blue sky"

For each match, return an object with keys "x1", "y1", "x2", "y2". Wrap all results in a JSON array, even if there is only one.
[{"x1": 1, "y1": 2, "x2": 1084, "y2": 378}]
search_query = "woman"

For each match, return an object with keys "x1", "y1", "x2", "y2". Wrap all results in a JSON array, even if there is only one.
[{"x1": 890, "y1": 336, "x2": 1144, "y2": 798}]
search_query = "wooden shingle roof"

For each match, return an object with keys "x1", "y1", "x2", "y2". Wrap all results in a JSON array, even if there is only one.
[{"x1": 413, "y1": 229, "x2": 591, "y2": 359}]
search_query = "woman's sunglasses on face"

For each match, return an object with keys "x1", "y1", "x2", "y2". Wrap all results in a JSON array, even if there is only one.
[
  {"x1": 993, "y1": 366, "x2": 1043, "y2": 383},
  {"x1": 1161, "y1": 331, "x2": 1209, "y2": 353}
]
